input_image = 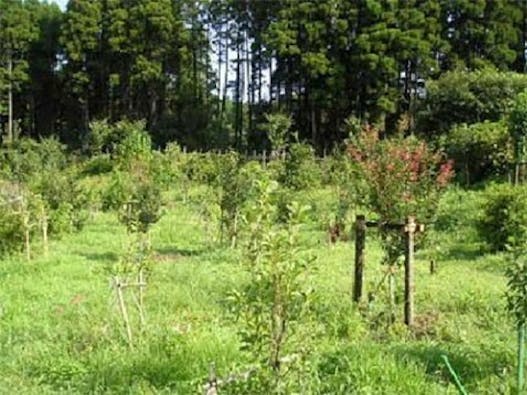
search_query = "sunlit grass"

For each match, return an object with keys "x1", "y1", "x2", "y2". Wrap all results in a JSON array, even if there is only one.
[{"x1": 0, "y1": 186, "x2": 517, "y2": 393}]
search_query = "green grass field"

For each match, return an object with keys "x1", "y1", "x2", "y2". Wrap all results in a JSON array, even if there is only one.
[{"x1": 0, "y1": 186, "x2": 517, "y2": 394}]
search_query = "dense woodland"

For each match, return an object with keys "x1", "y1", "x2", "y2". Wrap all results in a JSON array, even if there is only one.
[{"x1": 3, "y1": 0, "x2": 527, "y2": 151}]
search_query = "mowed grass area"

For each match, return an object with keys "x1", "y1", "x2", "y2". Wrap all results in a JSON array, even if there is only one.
[{"x1": 0, "y1": 186, "x2": 517, "y2": 394}]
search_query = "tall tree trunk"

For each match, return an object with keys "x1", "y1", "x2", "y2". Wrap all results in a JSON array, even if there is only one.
[
  {"x1": 523, "y1": 1, "x2": 527, "y2": 73},
  {"x1": 7, "y1": 51, "x2": 13, "y2": 143},
  {"x1": 221, "y1": 28, "x2": 229, "y2": 132},
  {"x1": 235, "y1": 30, "x2": 241, "y2": 148}
]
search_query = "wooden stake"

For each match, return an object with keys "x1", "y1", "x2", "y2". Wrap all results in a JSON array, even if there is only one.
[
  {"x1": 23, "y1": 211, "x2": 31, "y2": 261},
  {"x1": 404, "y1": 216, "x2": 416, "y2": 326},
  {"x1": 137, "y1": 269, "x2": 146, "y2": 328},
  {"x1": 42, "y1": 207, "x2": 48, "y2": 257},
  {"x1": 430, "y1": 260, "x2": 436, "y2": 275},
  {"x1": 114, "y1": 276, "x2": 133, "y2": 347},
  {"x1": 353, "y1": 215, "x2": 366, "y2": 303}
]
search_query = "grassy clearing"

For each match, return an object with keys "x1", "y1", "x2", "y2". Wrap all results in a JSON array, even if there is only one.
[{"x1": 0, "y1": 186, "x2": 517, "y2": 393}]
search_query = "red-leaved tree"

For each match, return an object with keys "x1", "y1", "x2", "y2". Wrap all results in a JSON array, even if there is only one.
[{"x1": 347, "y1": 125, "x2": 454, "y2": 316}]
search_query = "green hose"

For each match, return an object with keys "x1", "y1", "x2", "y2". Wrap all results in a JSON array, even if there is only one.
[{"x1": 441, "y1": 355, "x2": 468, "y2": 395}]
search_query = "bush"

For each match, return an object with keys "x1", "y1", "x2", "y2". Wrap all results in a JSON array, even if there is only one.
[
  {"x1": 181, "y1": 153, "x2": 217, "y2": 185},
  {"x1": 118, "y1": 180, "x2": 163, "y2": 234},
  {"x1": 477, "y1": 183, "x2": 527, "y2": 252},
  {"x1": 347, "y1": 125, "x2": 454, "y2": 224},
  {"x1": 81, "y1": 154, "x2": 114, "y2": 176},
  {"x1": 30, "y1": 168, "x2": 90, "y2": 235},
  {"x1": 509, "y1": 90, "x2": 527, "y2": 167},
  {"x1": 115, "y1": 125, "x2": 153, "y2": 168},
  {"x1": 0, "y1": 137, "x2": 68, "y2": 181},
  {"x1": 102, "y1": 171, "x2": 135, "y2": 211},
  {"x1": 441, "y1": 121, "x2": 513, "y2": 184},
  {"x1": 418, "y1": 69, "x2": 527, "y2": 134},
  {"x1": 280, "y1": 143, "x2": 321, "y2": 190},
  {"x1": 0, "y1": 182, "x2": 26, "y2": 256},
  {"x1": 149, "y1": 143, "x2": 187, "y2": 188}
]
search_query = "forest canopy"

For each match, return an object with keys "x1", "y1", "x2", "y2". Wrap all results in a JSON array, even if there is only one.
[{"x1": 2, "y1": 0, "x2": 527, "y2": 150}]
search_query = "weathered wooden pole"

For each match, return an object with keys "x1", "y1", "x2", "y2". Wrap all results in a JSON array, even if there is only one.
[
  {"x1": 404, "y1": 216, "x2": 416, "y2": 326},
  {"x1": 353, "y1": 215, "x2": 366, "y2": 303},
  {"x1": 430, "y1": 260, "x2": 436, "y2": 275}
]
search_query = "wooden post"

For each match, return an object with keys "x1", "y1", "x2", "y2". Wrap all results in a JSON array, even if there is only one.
[
  {"x1": 404, "y1": 216, "x2": 416, "y2": 326},
  {"x1": 22, "y1": 210, "x2": 31, "y2": 261},
  {"x1": 353, "y1": 215, "x2": 366, "y2": 303},
  {"x1": 205, "y1": 363, "x2": 218, "y2": 395},
  {"x1": 430, "y1": 260, "x2": 436, "y2": 275},
  {"x1": 262, "y1": 149, "x2": 267, "y2": 168}
]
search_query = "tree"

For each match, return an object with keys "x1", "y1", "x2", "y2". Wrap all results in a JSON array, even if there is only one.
[{"x1": 0, "y1": 0, "x2": 36, "y2": 143}]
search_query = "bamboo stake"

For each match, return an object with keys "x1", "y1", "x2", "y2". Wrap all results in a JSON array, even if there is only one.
[
  {"x1": 22, "y1": 210, "x2": 31, "y2": 261},
  {"x1": 41, "y1": 207, "x2": 48, "y2": 257},
  {"x1": 114, "y1": 276, "x2": 133, "y2": 347},
  {"x1": 137, "y1": 269, "x2": 146, "y2": 328},
  {"x1": 404, "y1": 216, "x2": 416, "y2": 327}
]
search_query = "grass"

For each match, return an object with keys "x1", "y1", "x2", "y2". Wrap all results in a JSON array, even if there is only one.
[{"x1": 0, "y1": 186, "x2": 519, "y2": 393}]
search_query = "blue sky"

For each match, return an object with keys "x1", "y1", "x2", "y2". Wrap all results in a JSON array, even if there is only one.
[{"x1": 50, "y1": 0, "x2": 67, "y2": 10}]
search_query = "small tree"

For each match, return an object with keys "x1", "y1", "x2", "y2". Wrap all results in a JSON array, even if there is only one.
[
  {"x1": 509, "y1": 91, "x2": 527, "y2": 184},
  {"x1": 262, "y1": 112, "x2": 291, "y2": 153},
  {"x1": 506, "y1": 250, "x2": 527, "y2": 394},
  {"x1": 230, "y1": 180, "x2": 313, "y2": 393},
  {"x1": 347, "y1": 125, "x2": 454, "y2": 318},
  {"x1": 213, "y1": 151, "x2": 252, "y2": 247}
]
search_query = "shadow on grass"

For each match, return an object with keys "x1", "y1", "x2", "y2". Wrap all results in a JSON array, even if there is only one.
[
  {"x1": 391, "y1": 343, "x2": 509, "y2": 388},
  {"x1": 155, "y1": 246, "x2": 210, "y2": 258},
  {"x1": 439, "y1": 242, "x2": 484, "y2": 261},
  {"x1": 80, "y1": 251, "x2": 120, "y2": 263}
]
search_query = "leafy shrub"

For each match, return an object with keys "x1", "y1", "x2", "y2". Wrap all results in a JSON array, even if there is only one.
[
  {"x1": 181, "y1": 153, "x2": 217, "y2": 185},
  {"x1": 477, "y1": 183, "x2": 527, "y2": 252},
  {"x1": 441, "y1": 121, "x2": 513, "y2": 184},
  {"x1": 261, "y1": 112, "x2": 292, "y2": 151},
  {"x1": 0, "y1": 137, "x2": 68, "y2": 181},
  {"x1": 87, "y1": 119, "x2": 150, "y2": 157},
  {"x1": 280, "y1": 143, "x2": 321, "y2": 190},
  {"x1": 320, "y1": 149, "x2": 367, "y2": 234},
  {"x1": 149, "y1": 143, "x2": 187, "y2": 188},
  {"x1": 115, "y1": 125, "x2": 153, "y2": 168},
  {"x1": 118, "y1": 181, "x2": 163, "y2": 234},
  {"x1": 31, "y1": 168, "x2": 90, "y2": 235},
  {"x1": 213, "y1": 152, "x2": 263, "y2": 245},
  {"x1": 230, "y1": 180, "x2": 313, "y2": 392},
  {"x1": 81, "y1": 154, "x2": 114, "y2": 176},
  {"x1": 0, "y1": 182, "x2": 26, "y2": 256},
  {"x1": 105, "y1": 161, "x2": 164, "y2": 234},
  {"x1": 418, "y1": 69, "x2": 527, "y2": 134},
  {"x1": 347, "y1": 125, "x2": 454, "y2": 224},
  {"x1": 509, "y1": 90, "x2": 527, "y2": 168},
  {"x1": 102, "y1": 171, "x2": 134, "y2": 211}
]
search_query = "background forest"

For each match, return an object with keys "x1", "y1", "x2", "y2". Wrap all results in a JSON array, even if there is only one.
[{"x1": 3, "y1": 0, "x2": 527, "y2": 153}]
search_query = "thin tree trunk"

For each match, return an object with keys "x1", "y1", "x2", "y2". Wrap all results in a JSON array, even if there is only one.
[{"x1": 7, "y1": 52, "x2": 13, "y2": 143}]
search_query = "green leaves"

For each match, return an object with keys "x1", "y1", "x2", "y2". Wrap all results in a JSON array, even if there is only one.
[
  {"x1": 506, "y1": 257, "x2": 527, "y2": 327},
  {"x1": 231, "y1": 178, "x2": 314, "y2": 390}
]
